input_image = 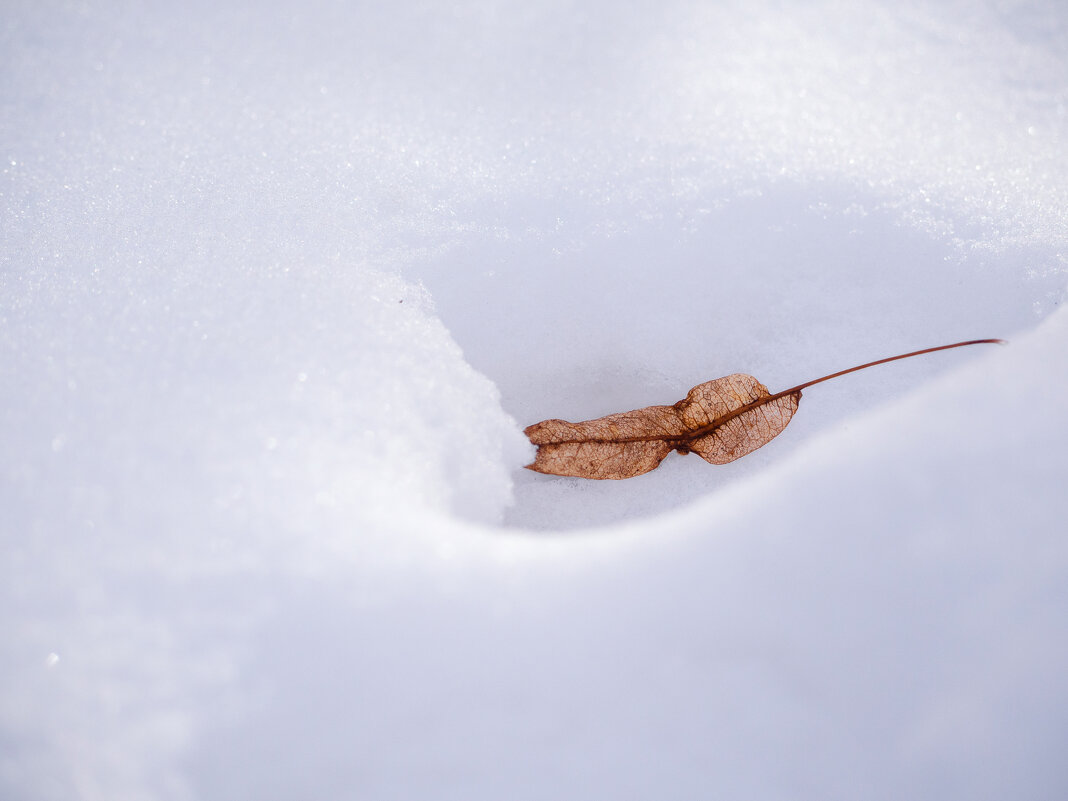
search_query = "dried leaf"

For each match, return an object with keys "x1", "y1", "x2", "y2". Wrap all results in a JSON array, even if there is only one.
[{"x1": 525, "y1": 339, "x2": 1003, "y2": 480}]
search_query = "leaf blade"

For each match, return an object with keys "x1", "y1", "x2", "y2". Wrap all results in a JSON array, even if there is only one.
[
  {"x1": 524, "y1": 405, "x2": 687, "y2": 479},
  {"x1": 688, "y1": 389, "x2": 800, "y2": 464},
  {"x1": 522, "y1": 376, "x2": 800, "y2": 478}
]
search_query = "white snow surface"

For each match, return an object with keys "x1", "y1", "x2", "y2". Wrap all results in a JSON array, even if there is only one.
[{"x1": 2, "y1": 1, "x2": 1067, "y2": 799}]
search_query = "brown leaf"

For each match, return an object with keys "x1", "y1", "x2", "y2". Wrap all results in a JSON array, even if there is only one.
[
  {"x1": 526, "y1": 375, "x2": 799, "y2": 479},
  {"x1": 525, "y1": 339, "x2": 1003, "y2": 480}
]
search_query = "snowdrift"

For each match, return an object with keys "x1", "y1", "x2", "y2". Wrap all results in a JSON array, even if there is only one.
[{"x1": 2, "y1": 1, "x2": 1066, "y2": 799}]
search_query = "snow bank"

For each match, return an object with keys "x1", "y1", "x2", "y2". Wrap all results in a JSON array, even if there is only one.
[
  {"x1": 0, "y1": 258, "x2": 529, "y2": 797},
  {"x1": 2, "y1": 0, "x2": 1066, "y2": 799}
]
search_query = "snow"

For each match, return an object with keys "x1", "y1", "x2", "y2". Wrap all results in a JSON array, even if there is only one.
[{"x1": 2, "y1": 1, "x2": 1066, "y2": 799}]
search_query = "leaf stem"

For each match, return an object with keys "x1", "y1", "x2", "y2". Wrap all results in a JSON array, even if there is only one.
[{"x1": 772, "y1": 338, "x2": 1005, "y2": 399}]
